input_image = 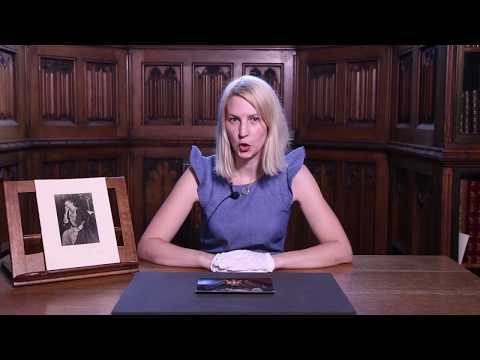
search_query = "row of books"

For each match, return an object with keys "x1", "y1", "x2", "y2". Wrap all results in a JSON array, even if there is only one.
[
  {"x1": 460, "y1": 90, "x2": 480, "y2": 135},
  {"x1": 459, "y1": 179, "x2": 480, "y2": 265}
]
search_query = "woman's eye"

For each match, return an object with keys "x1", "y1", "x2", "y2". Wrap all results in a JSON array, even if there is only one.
[
  {"x1": 249, "y1": 116, "x2": 260, "y2": 122},
  {"x1": 228, "y1": 117, "x2": 239, "y2": 123}
]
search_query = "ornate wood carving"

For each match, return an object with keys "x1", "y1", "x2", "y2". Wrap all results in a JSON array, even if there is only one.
[
  {"x1": 345, "y1": 61, "x2": 377, "y2": 125},
  {"x1": 0, "y1": 163, "x2": 25, "y2": 253},
  {"x1": 397, "y1": 52, "x2": 413, "y2": 125},
  {"x1": 0, "y1": 50, "x2": 15, "y2": 122},
  {"x1": 287, "y1": 159, "x2": 339, "y2": 251},
  {"x1": 343, "y1": 162, "x2": 376, "y2": 254},
  {"x1": 43, "y1": 160, "x2": 79, "y2": 179},
  {"x1": 243, "y1": 64, "x2": 283, "y2": 103},
  {"x1": 413, "y1": 173, "x2": 434, "y2": 253},
  {"x1": 418, "y1": 47, "x2": 436, "y2": 125},
  {"x1": 86, "y1": 62, "x2": 117, "y2": 123},
  {"x1": 391, "y1": 167, "x2": 410, "y2": 254},
  {"x1": 193, "y1": 64, "x2": 232, "y2": 125},
  {"x1": 0, "y1": 164, "x2": 18, "y2": 180},
  {"x1": 143, "y1": 64, "x2": 182, "y2": 125},
  {"x1": 40, "y1": 57, "x2": 75, "y2": 122},
  {"x1": 307, "y1": 64, "x2": 336, "y2": 124},
  {"x1": 87, "y1": 159, "x2": 117, "y2": 178},
  {"x1": 307, "y1": 159, "x2": 337, "y2": 208},
  {"x1": 143, "y1": 158, "x2": 183, "y2": 232}
]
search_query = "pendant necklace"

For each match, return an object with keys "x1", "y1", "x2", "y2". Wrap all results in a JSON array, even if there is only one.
[{"x1": 241, "y1": 183, "x2": 251, "y2": 196}]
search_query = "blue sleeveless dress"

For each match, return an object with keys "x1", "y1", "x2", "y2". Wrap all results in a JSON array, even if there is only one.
[{"x1": 189, "y1": 145, "x2": 305, "y2": 254}]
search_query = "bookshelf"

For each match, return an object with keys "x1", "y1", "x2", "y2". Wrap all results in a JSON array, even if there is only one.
[
  {"x1": 456, "y1": 47, "x2": 480, "y2": 143},
  {"x1": 452, "y1": 168, "x2": 480, "y2": 270}
]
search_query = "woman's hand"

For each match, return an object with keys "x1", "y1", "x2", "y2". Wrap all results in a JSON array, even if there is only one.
[{"x1": 210, "y1": 250, "x2": 275, "y2": 272}]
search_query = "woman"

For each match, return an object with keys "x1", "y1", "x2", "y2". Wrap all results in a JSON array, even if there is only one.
[
  {"x1": 61, "y1": 197, "x2": 99, "y2": 246},
  {"x1": 137, "y1": 75, "x2": 352, "y2": 271}
]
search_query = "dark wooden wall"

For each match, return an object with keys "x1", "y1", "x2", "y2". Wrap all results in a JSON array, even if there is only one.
[{"x1": 1, "y1": 44, "x2": 478, "y2": 263}]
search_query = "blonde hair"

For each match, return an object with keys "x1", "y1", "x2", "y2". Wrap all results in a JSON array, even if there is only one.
[{"x1": 215, "y1": 75, "x2": 290, "y2": 180}]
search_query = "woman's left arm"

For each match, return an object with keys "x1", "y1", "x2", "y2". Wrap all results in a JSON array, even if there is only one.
[{"x1": 272, "y1": 165, "x2": 353, "y2": 269}]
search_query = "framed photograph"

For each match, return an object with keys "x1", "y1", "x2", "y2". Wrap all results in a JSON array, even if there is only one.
[{"x1": 34, "y1": 177, "x2": 120, "y2": 271}]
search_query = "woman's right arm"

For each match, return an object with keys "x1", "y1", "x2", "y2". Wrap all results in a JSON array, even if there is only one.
[{"x1": 137, "y1": 168, "x2": 214, "y2": 270}]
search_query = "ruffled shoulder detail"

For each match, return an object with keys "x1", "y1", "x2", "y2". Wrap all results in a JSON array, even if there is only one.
[
  {"x1": 285, "y1": 146, "x2": 306, "y2": 189},
  {"x1": 189, "y1": 145, "x2": 209, "y2": 185}
]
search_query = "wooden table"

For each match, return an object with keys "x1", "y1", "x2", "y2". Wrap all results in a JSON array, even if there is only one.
[{"x1": 1, "y1": 255, "x2": 480, "y2": 315}]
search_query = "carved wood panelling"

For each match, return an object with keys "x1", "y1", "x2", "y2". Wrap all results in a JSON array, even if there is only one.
[
  {"x1": 142, "y1": 157, "x2": 200, "y2": 247},
  {"x1": 397, "y1": 52, "x2": 413, "y2": 125},
  {"x1": 87, "y1": 159, "x2": 121, "y2": 234},
  {"x1": 286, "y1": 156, "x2": 383, "y2": 255},
  {"x1": 43, "y1": 160, "x2": 79, "y2": 179},
  {"x1": 0, "y1": 163, "x2": 17, "y2": 180},
  {"x1": 143, "y1": 64, "x2": 182, "y2": 125},
  {"x1": 413, "y1": 173, "x2": 434, "y2": 253},
  {"x1": 86, "y1": 62, "x2": 116, "y2": 123},
  {"x1": 286, "y1": 159, "x2": 339, "y2": 251},
  {"x1": 307, "y1": 64, "x2": 336, "y2": 124},
  {"x1": 40, "y1": 57, "x2": 75, "y2": 123},
  {"x1": 307, "y1": 159, "x2": 337, "y2": 208},
  {"x1": 143, "y1": 157, "x2": 184, "y2": 236},
  {"x1": 391, "y1": 167, "x2": 411, "y2": 253},
  {"x1": 41, "y1": 158, "x2": 119, "y2": 179},
  {"x1": 0, "y1": 162, "x2": 23, "y2": 254},
  {"x1": 345, "y1": 61, "x2": 377, "y2": 125},
  {"x1": 418, "y1": 47, "x2": 436, "y2": 125},
  {"x1": 243, "y1": 64, "x2": 283, "y2": 103},
  {"x1": 343, "y1": 162, "x2": 376, "y2": 254},
  {"x1": 0, "y1": 50, "x2": 15, "y2": 122},
  {"x1": 87, "y1": 159, "x2": 117, "y2": 178},
  {"x1": 193, "y1": 64, "x2": 233, "y2": 125}
]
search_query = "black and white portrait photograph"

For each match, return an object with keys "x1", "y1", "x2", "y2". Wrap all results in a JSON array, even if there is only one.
[
  {"x1": 35, "y1": 177, "x2": 120, "y2": 271},
  {"x1": 54, "y1": 193, "x2": 99, "y2": 246}
]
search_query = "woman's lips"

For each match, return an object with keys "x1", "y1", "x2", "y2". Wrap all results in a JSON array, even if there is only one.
[{"x1": 239, "y1": 144, "x2": 251, "y2": 152}]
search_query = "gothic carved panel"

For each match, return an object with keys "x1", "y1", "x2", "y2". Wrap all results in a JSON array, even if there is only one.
[
  {"x1": 307, "y1": 64, "x2": 336, "y2": 124},
  {"x1": 86, "y1": 62, "x2": 117, "y2": 123},
  {"x1": 288, "y1": 159, "x2": 338, "y2": 250},
  {"x1": 40, "y1": 57, "x2": 75, "y2": 122},
  {"x1": 43, "y1": 160, "x2": 79, "y2": 179},
  {"x1": 391, "y1": 167, "x2": 411, "y2": 253},
  {"x1": 87, "y1": 159, "x2": 117, "y2": 178},
  {"x1": 307, "y1": 159, "x2": 337, "y2": 209},
  {"x1": 243, "y1": 64, "x2": 283, "y2": 104},
  {"x1": 397, "y1": 52, "x2": 413, "y2": 125},
  {"x1": 0, "y1": 162, "x2": 23, "y2": 254},
  {"x1": 193, "y1": 64, "x2": 233, "y2": 125},
  {"x1": 87, "y1": 158, "x2": 120, "y2": 232},
  {"x1": 143, "y1": 64, "x2": 182, "y2": 125},
  {"x1": 343, "y1": 162, "x2": 376, "y2": 254},
  {"x1": 142, "y1": 157, "x2": 200, "y2": 247},
  {"x1": 413, "y1": 173, "x2": 434, "y2": 253},
  {"x1": 418, "y1": 47, "x2": 436, "y2": 125},
  {"x1": 0, "y1": 50, "x2": 15, "y2": 123},
  {"x1": 345, "y1": 61, "x2": 377, "y2": 126},
  {"x1": 143, "y1": 157, "x2": 184, "y2": 233}
]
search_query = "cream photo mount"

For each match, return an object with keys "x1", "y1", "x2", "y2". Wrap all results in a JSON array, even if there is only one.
[{"x1": 1, "y1": 177, "x2": 138, "y2": 286}]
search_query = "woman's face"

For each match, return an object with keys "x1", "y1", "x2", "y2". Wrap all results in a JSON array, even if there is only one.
[
  {"x1": 225, "y1": 96, "x2": 268, "y2": 163},
  {"x1": 65, "y1": 200, "x2": 76, "y2": 211}
]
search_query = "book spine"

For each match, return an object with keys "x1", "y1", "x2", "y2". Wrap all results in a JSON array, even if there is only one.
[
  {"x1": 473, "y1": 90, "x2": 479, "y2": 134},
  {"x1": 459, "y1": 179, "x2": 469, "y2": 234},
  {"x1": 465, "y1": 90, "x2": 470, "y2": 134},
  {"x1": 468, "y1": 181, "x2": 480, "y2": 264}
]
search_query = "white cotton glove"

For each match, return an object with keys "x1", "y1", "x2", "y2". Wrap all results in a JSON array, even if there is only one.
[{"x1": 210, "y1": 250, "x2": 275, "y2": 273}]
